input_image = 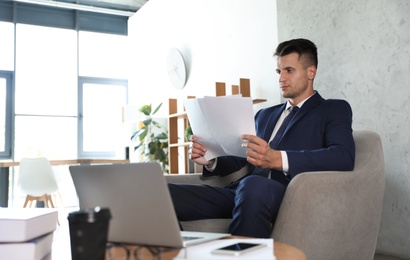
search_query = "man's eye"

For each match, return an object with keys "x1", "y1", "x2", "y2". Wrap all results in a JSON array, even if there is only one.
[
  {"x1": 286, "y1": 68, "x2": 292, "y2": 73},
  {"x1": 275, "y1": 70, "x2": 281, "y2": 74}
]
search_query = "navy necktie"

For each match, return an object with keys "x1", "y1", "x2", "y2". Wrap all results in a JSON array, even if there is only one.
[
  {"x1": 269, "y1": 106, "x2": 299, "y2": 149},
  {"x1": 251, "y1": 106, "x2": 299, "y2": 178}
]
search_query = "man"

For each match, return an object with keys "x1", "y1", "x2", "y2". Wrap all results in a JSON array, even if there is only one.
[{"x1": 168, "y1": 38, "x2": 355, "y2": 238}]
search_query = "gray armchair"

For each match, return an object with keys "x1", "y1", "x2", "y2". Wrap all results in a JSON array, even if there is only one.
[{"x1": 165, "y1": 130, "x2": 385, "y2": 260}]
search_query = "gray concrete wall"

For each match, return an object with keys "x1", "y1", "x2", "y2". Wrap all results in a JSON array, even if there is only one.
[{"x1": 276, "y1": 0, "x2": 410, "y2": 257}]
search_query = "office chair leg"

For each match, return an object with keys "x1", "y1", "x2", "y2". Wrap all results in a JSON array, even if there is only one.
[
  {"x1": 23, "y1": 194, "x2": 60, "y2": 226},
  {"x1": 46, "y1": 195, "x2": 55, "y2": 208},
  {"x1": 23, "y1": 196, "x2": 30, "y2": 208},
  {"x1": 23, "y1": 195, "x2": 39, "y2": 208}
]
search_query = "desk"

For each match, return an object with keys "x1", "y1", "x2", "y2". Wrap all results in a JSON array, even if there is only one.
[
  {"x1": 50, "y1": 220, "x2": 306, "y2": 260},
  {"x1": 0, "y1": 159, "x2": 130, "y2": 207},
  {"x1": 105, "y1": 240, "x2": 306, "y2": 260}
]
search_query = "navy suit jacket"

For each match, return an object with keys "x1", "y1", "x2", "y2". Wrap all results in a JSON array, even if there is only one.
[{"x1": 203, "y1": 91, "x2": 356, "y2": 186}]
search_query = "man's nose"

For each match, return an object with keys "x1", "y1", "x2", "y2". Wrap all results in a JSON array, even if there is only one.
[{"x1": 278, "y1": 72, "x2": 286, "y2": 82}]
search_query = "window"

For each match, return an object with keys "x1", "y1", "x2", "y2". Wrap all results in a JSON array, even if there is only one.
[
  {"x1": 0, "y1": 21, "x2": 14, "y2": 71},
  {"x1": 0, "y1": 1, "x2": 130, "y2": 208},
  {"x1": 14, "y1": 24, "x2": 78, "y2": 159},
  {"x1": 0, "y1": 5, "x2": 130, "y2": 160},
  {"x1": 78, "y1": 31, "x2": 129, "y2": 158},
  {"x1": 79, "y1": 31, "x2": 129, "y2": 79},
  {"x1": 78, "y1": 77, "x2": 127, "y2": 158},
  {"x1": 12, "y1": 24, "x2": 130, "y2": 159}
]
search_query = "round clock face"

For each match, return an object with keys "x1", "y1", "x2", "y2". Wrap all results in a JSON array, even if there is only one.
[{"x1": 167, "y1": 48, "x2": 187, "y2": 89}]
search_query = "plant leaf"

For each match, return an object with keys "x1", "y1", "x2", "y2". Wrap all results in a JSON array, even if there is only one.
[
  {"x1": 131, "y1": 127, "x2": 146, "y2": 140},
  {"x1": 152, "y1": 121, "x2": 163, "y2": 129},
  {"x1": 139, "y1": 128, "x2": 148, "y2": 141},
  {"x1": 139, "y1": 104, "x2": 152, "y2": 116},
  {"x1": 154, "y1": 133, "x2": 168, "y2": 140},
  {"x1": 142, "y1": 118, "x2": 152, "y2": 126},
  {"x1": 161, "y1": 142, "x2": 168, "y2": 149},
  {"x1": 148, "y1": 142, "x2": 157, "y2": 154},
  {"x1": 133, "y1": 143, "x2": 143, "y2": 151},
  {"x1": 152, "y1": 103, "x2": 163, "y2": 115},
  {"x1": 157, "y1": 149, "x2": 166, "y2": 161},
  {"x1": 185, "y1": 126, "x2": 193, "y2": 142}
]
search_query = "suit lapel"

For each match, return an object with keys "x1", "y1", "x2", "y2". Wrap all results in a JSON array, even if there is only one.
[
  {"x1": 261, "y1": 103, "x2": 286, "y2": 142},
  {"x1": 281, "y1": 92, "x2": 324, "y2": 139}
]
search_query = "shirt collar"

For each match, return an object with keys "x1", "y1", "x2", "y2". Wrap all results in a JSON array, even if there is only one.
[{"x1": 285, "y1": 91, "x2": 316, "y2": 110}]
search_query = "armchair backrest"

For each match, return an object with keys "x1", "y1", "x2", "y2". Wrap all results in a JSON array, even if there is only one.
[{"x1": 273, "y1": 130, "x2": 385, "y2": 260}]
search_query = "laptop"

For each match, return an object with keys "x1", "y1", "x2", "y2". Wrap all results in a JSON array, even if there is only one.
[{"x1": 69, "y1": 162, "x2": 230, "y2": 248}]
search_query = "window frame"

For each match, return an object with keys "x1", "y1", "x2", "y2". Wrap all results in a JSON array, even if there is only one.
[
  {"x1": 0, "y1": 1, "x2": 128, "y2": 35},
  {"x1": 0, "y1": 70, "x2": 13, "y2": 158}
]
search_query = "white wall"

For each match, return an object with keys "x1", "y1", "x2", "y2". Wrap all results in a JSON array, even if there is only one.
[
  {"x1": 127, "y1": 0, "x2": 280, "y2": 117},
  {"x1": 276, "y1": 0, "x2": 410, "y2": 258}
]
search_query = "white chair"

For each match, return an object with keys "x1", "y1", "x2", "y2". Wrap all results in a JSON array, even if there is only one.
[{"x1": 18, "y1": 157, "x2": 61, "y2": 209}]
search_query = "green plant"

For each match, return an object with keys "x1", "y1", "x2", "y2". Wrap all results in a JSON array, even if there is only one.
[
  {"x1": 131, "y1": 103, "x2": 169, "y2": 173},
  {"x1": 185, "y1": 125, "x2": 193, "y2": 142}
]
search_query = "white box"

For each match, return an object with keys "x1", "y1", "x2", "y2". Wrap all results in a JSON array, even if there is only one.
[
  {"x1": 0, "y1": 208, "x2": 58, "y2": 242},
  {"x1": 0, "y1": 232, "x2": 54, "y2": 260}
]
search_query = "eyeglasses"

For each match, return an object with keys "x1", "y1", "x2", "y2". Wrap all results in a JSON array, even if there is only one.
[{"x1": 106, "y1": 242, "x2": 183, "y2": 260}]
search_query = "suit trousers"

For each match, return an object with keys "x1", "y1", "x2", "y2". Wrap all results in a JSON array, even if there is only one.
[{"x1": 168, "y1": 175, "x2": 287, "y2": 238}]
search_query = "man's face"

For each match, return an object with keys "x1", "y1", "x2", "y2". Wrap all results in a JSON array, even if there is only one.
[{"x1": 276, "y1": 53, "x2": 315, "y2": 104}]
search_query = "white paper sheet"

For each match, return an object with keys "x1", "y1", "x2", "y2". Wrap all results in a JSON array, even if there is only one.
[
  {"x1": 183, "y1": 96, "x2": 256, "y2": 160},
  {"x1": 174, "y1": 238, "x2": 275, "y2": 260}
]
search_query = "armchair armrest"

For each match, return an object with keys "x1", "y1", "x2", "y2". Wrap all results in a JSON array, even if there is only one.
[{"x1": 165, "y1": 164, "x2": 249, "y2": 188}]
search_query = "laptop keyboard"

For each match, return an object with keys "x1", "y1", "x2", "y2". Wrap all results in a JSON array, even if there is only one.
[{"x1": 182, "y1": 236, "x2": 203, "y2": 241}]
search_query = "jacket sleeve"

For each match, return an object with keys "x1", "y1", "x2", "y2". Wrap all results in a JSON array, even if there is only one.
[
  {"x1": 285, "y1": 100, "x2": 355, "y2": 179},
  {"x1": 202, "y1": 156, "x2": 248, "y2": 177}
]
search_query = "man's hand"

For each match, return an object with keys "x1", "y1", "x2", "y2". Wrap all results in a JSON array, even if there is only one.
[
  {"x1": 241, "y1": 134, "x2": 282, "y2": 170},
  {"x1": 188, "y1": 135, "x2": 215, "y2": 168}
]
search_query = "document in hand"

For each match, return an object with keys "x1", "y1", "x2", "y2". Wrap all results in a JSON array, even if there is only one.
[{"x1": 183, "y1": 95, "x2": 256, "y2": 160}]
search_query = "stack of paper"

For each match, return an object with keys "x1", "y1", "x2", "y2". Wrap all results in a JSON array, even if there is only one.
[
  {"x1": 183, "y1": 95, "x2": 256, "y2": 160},
  {"x1": 0, "y1": 208, "x2": 58, "y2": 260}
]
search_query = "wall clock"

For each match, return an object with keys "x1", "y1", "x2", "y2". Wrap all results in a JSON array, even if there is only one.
[{"x1": 167, "y1": 48, "x2": 187, "y2": 89}]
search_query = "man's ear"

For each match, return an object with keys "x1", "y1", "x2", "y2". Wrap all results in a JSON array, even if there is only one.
[{"x1": 308, "y1": 66, "x2": 317, "y2": 80}]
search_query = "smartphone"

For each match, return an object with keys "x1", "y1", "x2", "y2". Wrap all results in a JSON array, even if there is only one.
[{"x1": 211, "y1": 242, "x2": 267, "y2": 256}]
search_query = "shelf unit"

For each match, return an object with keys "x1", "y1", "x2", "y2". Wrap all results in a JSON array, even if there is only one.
[
  {"x1": 167, "y1": 78, "x2": 266, "y2": 174},
  {"x1": 216, "y1": 78, "x2": 267, "y2": 104},
  {"x1": 168, "y1": 97, "x2": 195, "y2": 174}
]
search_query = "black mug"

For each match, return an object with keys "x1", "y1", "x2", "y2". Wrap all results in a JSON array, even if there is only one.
[{"x1": 68, "y1": 207, "x2": 112, "y2": 260}]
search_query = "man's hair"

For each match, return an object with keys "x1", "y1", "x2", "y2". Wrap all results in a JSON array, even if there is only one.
[{"x1": 274, "y1": 38, "x2": 318, "y2": 68}]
